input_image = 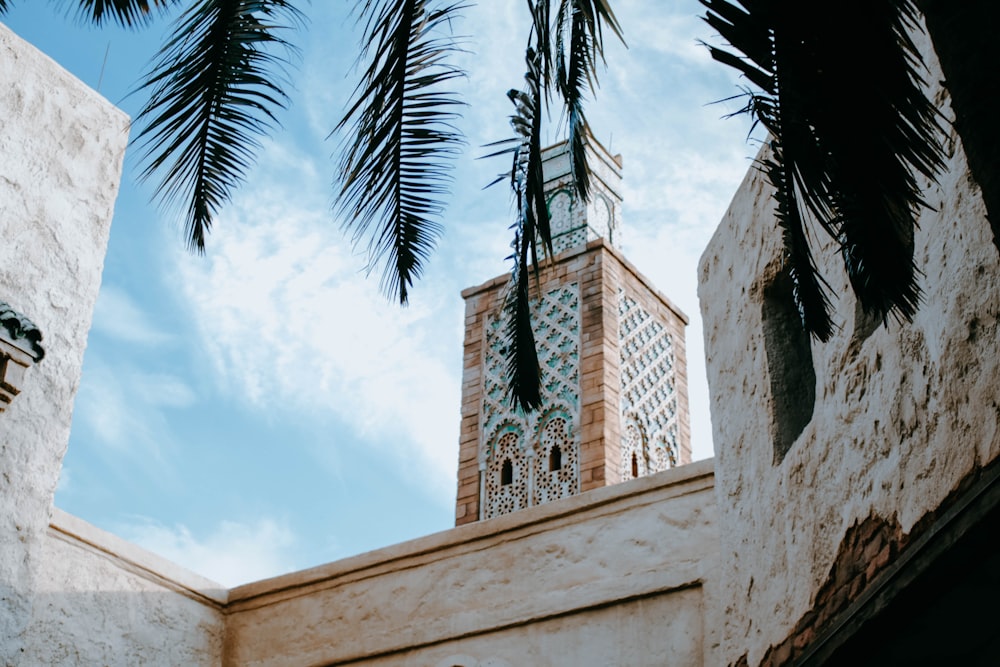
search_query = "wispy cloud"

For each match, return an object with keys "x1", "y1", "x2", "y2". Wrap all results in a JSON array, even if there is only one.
[
  {"x1": 116, "y1": 516, "x2": 299, "y2": 587},
  {"x1": 72, "y1": 357, "x2": 195, "y2": 475},
  {"x1": 172, "y1": 143, "x2": 463, "y2": 488},
  {"x1": 91, "y1": 285, "x2": 171, "y2": 346}
]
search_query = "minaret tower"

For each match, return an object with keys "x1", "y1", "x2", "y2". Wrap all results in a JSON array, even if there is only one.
[{"x1": 455, "y1": 138, "x2": 691, "y2": 525}]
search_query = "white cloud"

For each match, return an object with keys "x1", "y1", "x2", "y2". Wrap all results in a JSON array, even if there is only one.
[
  {"x1": 172, "y1": 144, "x2": 463, "y2": 488},
  {"x1": 92, "y1": 285, "x2": 171, "y2": 345},
  {"x1": 117, "y1": 516, "x2": 299, "y2": 587},
  {"x1": 73, "y1": 357, "x2": 195, "y2": 476}
]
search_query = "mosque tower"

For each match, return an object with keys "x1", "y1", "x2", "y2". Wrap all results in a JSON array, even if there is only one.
[{"x1": 455, "y1": 137, "x2": 691, "y2": 525}]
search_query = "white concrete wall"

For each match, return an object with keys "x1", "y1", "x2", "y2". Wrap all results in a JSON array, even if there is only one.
[
  {"x1": 24, "y1": 510, "x2": 225, "y2": 666},
  {"x1": 0, "y1": 21, "x2": 129, "y2": 662},
  {"x1": 698, "y1": 33, "x2": 998, "y2": 666},
  {"x1": 225, "y1": 460, "x2": 719, "y2": 667}
]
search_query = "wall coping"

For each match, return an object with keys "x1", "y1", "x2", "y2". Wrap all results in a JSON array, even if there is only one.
[
  {"x1": 228, "y1": 457, "x2": 714, "y2": 609},
  {"x1": 49, "y1": 507, "x2": 228, "y2": 608}
]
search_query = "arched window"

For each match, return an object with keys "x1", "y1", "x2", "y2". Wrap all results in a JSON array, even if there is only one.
[
  {"x1": 549, "y1": 444, "x2": 562, "y2": 471},
  {"x1": 501, "y1": 458, "x2": 513, "y2": 486}
]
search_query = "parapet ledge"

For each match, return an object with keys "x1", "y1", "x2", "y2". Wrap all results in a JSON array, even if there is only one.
[
  {"x1": 228, "y1": 457, "x2": 715, "y2": 609},
  {"x1": 49, "y1": 507, "x2": 228, "y2": 608}
]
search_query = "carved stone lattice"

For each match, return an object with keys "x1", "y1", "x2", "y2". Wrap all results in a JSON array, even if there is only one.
[
  {"x1": 546, "y1": 189, "x2": 588, "y2": 256},
  {"x1": 618, "y1": 291, "x2": 678, "y2": 474},
  {"x1": 483, "y1": 427, "x2": 529, "y2": 519},
  {"x1": 620, "y1": 417, "x2": 648, "y2": 481},
  {"x1": 480, "y1": 284, "x2": 581, "y2": 517},
  {"x1": 532, "y1": 412, "x2": 579, "y2": 505}
]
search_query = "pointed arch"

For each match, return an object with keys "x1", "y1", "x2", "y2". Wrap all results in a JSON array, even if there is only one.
[
  {"x1": 483, "y1": 422, "x2": 528, "y2": 519},
  {"x1": 531, "y1": 406, "x2": 579, "y2": 506}
]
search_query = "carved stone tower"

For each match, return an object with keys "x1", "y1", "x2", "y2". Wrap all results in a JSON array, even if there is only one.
[{"x1": 455, "y1": 138, "x2": 691, "y2": 525}]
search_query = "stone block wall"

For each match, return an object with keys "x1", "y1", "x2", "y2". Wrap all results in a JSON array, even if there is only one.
[{"x1": 698, "y1": 29, "x2": 999, "y2": 666}]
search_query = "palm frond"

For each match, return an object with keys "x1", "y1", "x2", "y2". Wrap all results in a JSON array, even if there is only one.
[
  {"x1": 502, "y1": 229, "x2": 543, "y2": 412},
  {"x1": 64, "y1": 0, "x2": 179, "y2": 27},
  {"x1": 484, "y1": 48, "x2": 549, "y2": 411},
  {"x1": 482, "y1": 1, "x2": 622, "y2": 412},
  {"x1": 132, "y1": 0, "x2": 303, "y2": 252},
  {"x1": 701, "y1": 0, "x2": 944, "y2": 335},
  {"x1": 334, "y1": 0, "x2": 466, "y2": 305},
  {"x1": 553, "y1": 0, "x2": 624, "y2": 200},
  {"x1": 0, "y1": 1, "x2": 11, "y2": 13}
]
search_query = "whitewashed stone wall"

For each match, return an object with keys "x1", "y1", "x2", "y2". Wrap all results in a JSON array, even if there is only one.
[
  {"x1": 0, "y1": 22, "x2": 129, "y2": 662},
  {"x1": 25, "y1": 510, "x2": 225, "y2": 666},
  {"x1": 698, "y1": 33, "x2": 998, "y2": 666},
  {"x1": 224, "y1": 460, "x2": 719, "y2": 667}
]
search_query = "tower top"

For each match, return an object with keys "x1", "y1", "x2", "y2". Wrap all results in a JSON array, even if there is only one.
[{"x1": 542, "y1": 137, "x2": 624, "y2": 255}]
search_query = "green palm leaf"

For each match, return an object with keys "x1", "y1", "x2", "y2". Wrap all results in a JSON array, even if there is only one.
[
  {"x1": 132, "y1": 0, "x2": 303, "y2": 252},
  {"x1": 555, "y1": 0, "x2": 623, "y2": 200},
  {"x1": 63, "y1": 0, "x2": 179, "y2": 26},
  {"x1": 701, "y1": 0, "x2": 944, "y2": 338},
  {"x1": 485, "y1": 47, "x2": 548, "y2": 411},
  {"x1": 334, "y1": 0, "x2": 466, "y2": 305}
]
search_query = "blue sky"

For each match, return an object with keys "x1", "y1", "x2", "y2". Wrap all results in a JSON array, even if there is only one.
[{"x1": 3, "y1": 2, "x2": 756, "y2": 586}]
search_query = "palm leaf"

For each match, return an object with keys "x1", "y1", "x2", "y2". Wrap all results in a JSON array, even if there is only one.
[
  {"x1": 63, "y1": 0, "x2": 179, "y2": 26},
  {"x1": 485, "y1": 47, "x2": 549, "y2": 411},
  {"x1": 484, "y1": 1, "x2": 622, "y2": 411},
  {"x1": 553, "y1": 0, "x2": 624, "y2": 200},
  {"x1": 132, "y1": 0, "x2": 303, "y2": 252},
  {"x1": 701, "y1": 0, "x2": 944, "y2": 335},
  {"x1": 334, "y1": 0, "x2": 466, "y2": 305}
]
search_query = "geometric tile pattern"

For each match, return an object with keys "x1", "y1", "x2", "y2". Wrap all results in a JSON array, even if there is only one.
[
  {"x1": 618, "y1": 291, "x2": 679, "y2": 476},
  {"x1": 480, "y1": 284, "x2": 581, "y2": 518}
]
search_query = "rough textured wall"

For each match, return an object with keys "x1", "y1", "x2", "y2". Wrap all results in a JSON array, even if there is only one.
[
  {"x1": 226, "y1": 460, "x2": 719, "y2": 667},
  {"x1": 698, "y1": 33, "x2": 998, "y2": 666},
  {"x1": 24, "y1": 510, "x2": 225, "y2": 666},
  {"x1": 0, "y1": 22, "x2": 129, "y2": 660}
]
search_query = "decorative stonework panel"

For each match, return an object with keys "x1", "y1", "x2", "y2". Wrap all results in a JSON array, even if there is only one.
[
  {"x1": 532, "y1": 410, "x2": 579, "y2": 505},
  {"x1": 483, "y1": 426, "x2": 529, "y2": 520},
  {"x1": 618, "y1": 291, "x2": 679, "y2": 475},
  {"x1": 546, "y1": 189, "x2": 588, "y2": 256},
  {"x1": 480, "y1": 284, "x2": 581, "y2": 517},
  {"x1": 620, "y1": 416, "x2": 648, "y2": 481}
]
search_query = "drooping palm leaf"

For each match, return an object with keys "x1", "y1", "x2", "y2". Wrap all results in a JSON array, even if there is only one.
[
  {"x1": 554, "y1": 0, "x2": 623, "y2": 200},
  {"x1": 701, "y1": 0, "x2": 944, "y2": 338},
  {"x1": 483, "y1": 0, "x2": 622, "y2": 411},
  {"x1": 132, "y1": 0, "x2": 303, "y2": 252},
  {"x1": 485, "y1": 48, "x2": 549, "y2": 411},
  {"x1": 63, "y1": 0, "x2": 179, "y2": 26},
  {"x1": 0, "y1": 1, "x2": 11, "y2": 13},
  {"x1": 334, "y1": 0, "x2": 466, "y2": 305}
]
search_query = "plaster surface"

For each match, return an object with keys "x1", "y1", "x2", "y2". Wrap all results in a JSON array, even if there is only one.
[
  {"x1": 698, "y1": 31, "x2": 999, "y2": 666},
  {"x1": 225, "y1": 459, "x2": 719, "y2": 667},
  {"x1": 0, "y1": 21, "x2": 129, "y2": 662},
  {"x1": 24, "y1": 510, "x2": 225, "y2": 666}
]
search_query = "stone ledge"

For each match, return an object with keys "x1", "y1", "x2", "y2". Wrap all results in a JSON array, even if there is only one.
[
  {"x1": 48, "y1": 508, "x2": 228, "y2": 608},
  {"x1": 229, "y1": 457, "x2": 714, "y2": 608}
]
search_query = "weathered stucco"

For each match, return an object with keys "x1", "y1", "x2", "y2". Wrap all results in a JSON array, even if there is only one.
[
  {"x1": 698, "y1": 31, "x2": 998, "y2": 666},
  {"x1": 0, "y1": 21, "x2": 129, "y2": 661},
  {"x1": 226, "y1": 459, "x2": 719, "y2": 667},
  {"x1": 24, "y1": 510, "x2": 225, "y2": 666}
]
